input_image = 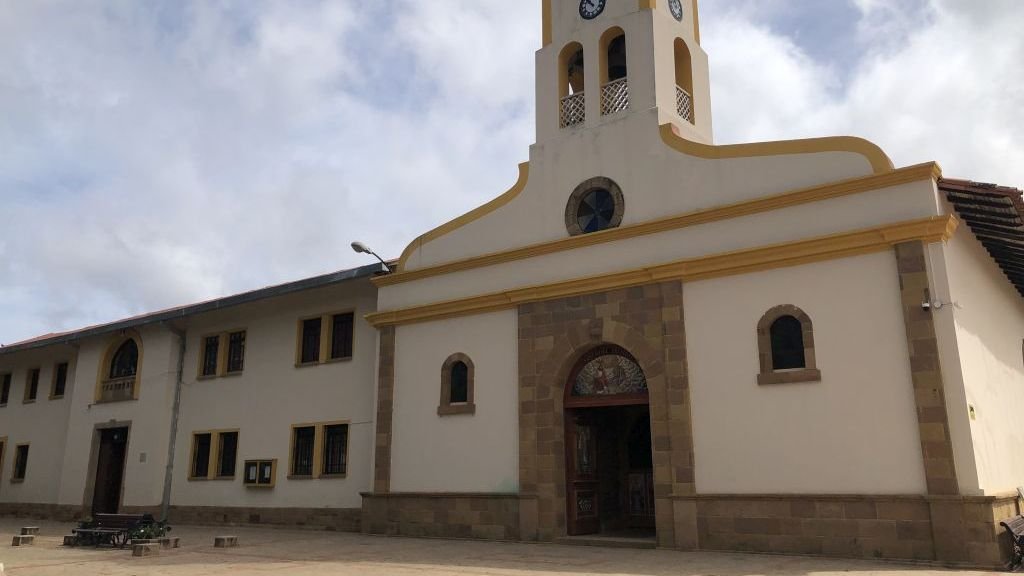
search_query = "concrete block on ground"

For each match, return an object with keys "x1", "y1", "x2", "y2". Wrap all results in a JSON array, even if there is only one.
[
  {"x1": 62, "y1": 535, "x2": 77, "y2": 547},
  {"x1": 214, "y1": 535, "x2": 238, "y2": 548},
  {"x1": 20, "y1": 527, "x2": 39, "y2": 536},
  {"x1": 132, "y1": 543, "x2": 160, "y2": 557},
  {"x1": 159, "y1": 537, "x2": 180, "y2": 549},
  {"x1": 11, "y1": 535, "x2": 34, "y2": 546}
]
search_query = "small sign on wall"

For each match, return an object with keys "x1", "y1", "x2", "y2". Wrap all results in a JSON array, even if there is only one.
[{"x1": 244, "y1": 460, "x2": 277, "y2": 488}]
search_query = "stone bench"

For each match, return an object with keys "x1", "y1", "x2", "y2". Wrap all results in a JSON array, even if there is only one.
[
  {"x1": 20, "y1": 527, "x2": 39, "y2": 536},
  {"x1": 214, "y1": 535, "x2": 238, "y2": 548},
  {"x1": 11, "y1": 535, "x2": 34, "y2": 547},
  {"x1": 132, "y1": 543, "x2": 160, "y2": 557},
  {"x1": 62, "y1": 535, "x2": 77, "y2": 547},
  {"x1": 159, "y1": 537, "x2": 180, "y2": 549}
]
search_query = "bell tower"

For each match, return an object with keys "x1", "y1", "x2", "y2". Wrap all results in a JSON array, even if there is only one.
[{"x1": 536, "y1": 0, "x2": 713, "y2": 145}]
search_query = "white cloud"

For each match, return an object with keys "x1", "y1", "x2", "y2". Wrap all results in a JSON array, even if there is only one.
[{"x1": 0, "y1": 0, "x2": 1021, "y2": 344}]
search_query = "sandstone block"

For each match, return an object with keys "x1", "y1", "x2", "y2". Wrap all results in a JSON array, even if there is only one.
[
  {"x1": 11, "y1": 535, "x2": 34, "y2": 546},
  {"x1": 132, "y1": 543, "x2": 160, "y2": 557},
  {"x1": 214, "y1": 535, "x2": 238, "y2": 548}
]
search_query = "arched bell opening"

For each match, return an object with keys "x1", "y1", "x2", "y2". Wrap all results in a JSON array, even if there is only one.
[
  {"x1": 559, "y1": 42, "x2": 586, "y2": 128},
  {"x1": 600, "y1": 27, "x2": 629, "y2": 116},
  {"x1": 673, "y1": 38, "x2": 695, "y2": 123}
]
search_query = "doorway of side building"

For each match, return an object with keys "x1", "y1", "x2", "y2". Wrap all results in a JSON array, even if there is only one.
[
  {"x1": 564, "y1": 344, "x2": 655, "y2": 540},
  {"x1": 92, "y1": 427, "x2": 129, "y2": 515}
]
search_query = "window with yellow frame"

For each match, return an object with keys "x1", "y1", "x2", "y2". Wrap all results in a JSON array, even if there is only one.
[
  {"x1": 188, "y1": 430, "x2": 239, "y2": 480},
  {"x1": 295, "y1": 312, "x2": 355, "y2": 367},
  {"x1": 198, "y1": 330, "x2": 247, "y2": 379},
  {"x1": 288, "y1": 421, "x2": 349, "y2": 479}
]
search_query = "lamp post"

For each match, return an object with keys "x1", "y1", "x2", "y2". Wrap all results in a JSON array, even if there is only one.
[{"x1": 351, "y1": 241, "x2": 393, "y2": 273}]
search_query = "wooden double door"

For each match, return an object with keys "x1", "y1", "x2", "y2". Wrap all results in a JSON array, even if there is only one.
[{"x1": 565, "y1": 406, "x2": 654, "y2": 536}]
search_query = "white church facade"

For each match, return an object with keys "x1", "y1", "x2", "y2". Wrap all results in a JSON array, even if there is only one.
[{"x1": 2, "y1": 0, "x2": 1024, "y2": 567}]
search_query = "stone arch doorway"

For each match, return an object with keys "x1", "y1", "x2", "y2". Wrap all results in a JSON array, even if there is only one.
[{"x1": 563, "y1": 344, "x2": 655, "y2": 538}]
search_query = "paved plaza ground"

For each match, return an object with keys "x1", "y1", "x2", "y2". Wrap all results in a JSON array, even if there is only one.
[{"x1": 0, "y1": 518, "x2": 1000, "y2": 576}]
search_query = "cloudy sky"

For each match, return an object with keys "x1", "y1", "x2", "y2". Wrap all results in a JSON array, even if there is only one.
[{"x1": 1, "y1": 0, "x2": 1022, "y2": 344}]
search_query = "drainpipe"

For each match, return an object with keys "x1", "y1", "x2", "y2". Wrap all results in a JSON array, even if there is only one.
[{"x1": 160, "y1": 322, "x2": 187, "y2": 523}]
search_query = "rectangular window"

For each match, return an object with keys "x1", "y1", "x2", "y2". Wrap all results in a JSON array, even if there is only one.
[
  {"x1": 201, "y1": 336, "x2": 220, "y2": 377},
  {"x1": 226, "y1": 331, "x2": 246, "y2": 374},
  {"x1": 52, "y1": 362, "x2": 68, "y2": 398},
  {"x1": 25, "y1": 368, "x2": 39, "y2": 402},
  {"x1": 0, "y1": 440, "x2": 4, "y2": 481},
  {"x1": 191, "y1": 433, "x2": 212, "y2": 479},
  {"x1": 1, "y1": 374, "x2": 10, "y2": 406},
  {"x1": 13, "y1": 444, "x2": 29, "y2": 481},
  {"x1": 300, "y1": 318, "x2": 322, "y2": 364},
  {"x1": 330, "y1": 313, "x2": 354, "y2": 360},
  {"x1": 291, "y1": 426, "x2": 316, "y2": 476},
  {"x1": 217, "y1": 431, "x2": 238, "y2": 478},
  {"x1": 322, "y1": 424, "x2": 348, "y2": 476}
]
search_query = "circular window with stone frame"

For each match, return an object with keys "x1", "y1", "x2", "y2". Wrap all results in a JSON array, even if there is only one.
[{"x1": 565, "y1": 177, "x2": 625, "y2": 236}]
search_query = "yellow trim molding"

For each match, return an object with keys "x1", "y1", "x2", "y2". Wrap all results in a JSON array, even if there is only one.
[
  {"x1": 542, "y1": 0, "x2": 552, "y2": 47},
  {"x1": 367, "y1": 215, "x2": 958, "y2": 327},
  {"x1": 397, "y1": 162, "x2": 529, "y2": 272},
  {"x1": 377, "y1": 162, "x2": 941, "y2": 287},
  {"x1": 692, "y1": 0, "x2": 701, "y2": 43},
  {"x1": 661, "y1": 123, "x2": 895, "y2": 175}
]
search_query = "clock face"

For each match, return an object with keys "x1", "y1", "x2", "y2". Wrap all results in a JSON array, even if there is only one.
[
  {"x1": 669, "y1": 0, "x2": 685, "y2": 22},
  {"x1": 579, "y1": 0, "x2": 606, "y2": 20}
]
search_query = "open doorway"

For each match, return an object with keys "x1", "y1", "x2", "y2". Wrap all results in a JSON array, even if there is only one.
[
  {"x1": 564, "y1": 344, "x2": 654, "y2": 540},
  {"x1": 91, "y1": 427, "x2": 129, "y2": 515}
]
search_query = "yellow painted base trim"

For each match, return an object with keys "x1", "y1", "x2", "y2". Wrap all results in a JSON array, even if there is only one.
[
  {"x1": 367, "y1": 215, "x2": 958, "y2": 327},
  {"x1": 397, "y1": 163, "x2": 529, "y2": 272},
  {"x1": 660, "y1": 123, "x2": 895, "y2": 175},
  {"x1": 377, "y1": 162, "x2": 941, "y2": 286}
]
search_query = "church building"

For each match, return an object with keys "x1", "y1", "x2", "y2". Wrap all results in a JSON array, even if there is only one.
[{"x1": 2, "y1": 0, "x2": 1024, "y2": 568}]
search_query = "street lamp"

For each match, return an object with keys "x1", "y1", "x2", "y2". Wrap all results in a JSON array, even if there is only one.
[{"x1": 351, "y1": 241, "x2": 393, "y2": 272}]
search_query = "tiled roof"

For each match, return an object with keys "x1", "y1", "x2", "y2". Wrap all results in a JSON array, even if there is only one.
[
  {"x1": 0, "y1": 262, "x2": 389, "y2": 355},
  {"x1": 940, "y1": 178, "x2": 1024, "y2": 298}
]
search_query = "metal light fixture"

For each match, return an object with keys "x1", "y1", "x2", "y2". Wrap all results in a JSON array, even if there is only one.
[{"x1": 351, "y1": 241, "x2": 393, "y2": 273}]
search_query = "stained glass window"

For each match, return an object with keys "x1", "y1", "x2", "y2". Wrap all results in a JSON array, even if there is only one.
[
  {"x1": 770, "y1": 315, "x2": 806, "y2": 370},
  {"x1": 571, "y1": 345, "x2": 647, "y2": 397},
  {"x1": 109, "y1": 339, "x2": 139, "y2": 380},
  {"x1": 576, "y1": 188, "x2": 617, "y2": 234}
]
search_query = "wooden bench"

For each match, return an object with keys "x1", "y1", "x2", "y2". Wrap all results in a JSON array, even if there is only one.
[
  {"x1": 71, "y1": 513, "x2": 154, "y2": 549},
  {"x1": 1000, "y1": 515, "x2": 1024, "y2": 568}
]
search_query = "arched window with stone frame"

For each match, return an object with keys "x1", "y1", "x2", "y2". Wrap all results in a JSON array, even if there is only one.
[
  {"x1": 438, "y1": 353, "x2": 476, "y2": 416},
  {"x1": 756, "y1": 305, "x2": 822, "y2": 385}
]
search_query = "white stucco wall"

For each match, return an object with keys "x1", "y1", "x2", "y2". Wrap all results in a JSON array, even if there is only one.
[
  {"x1": 390, "y1": 310, "x2": 519, "y2": 493},
  {"x1": 0, "y1": 345, "x2": 76, "y2": 504},
  {"x1": 57, "y1": 324, "x2": 178, "y2": 509},
  {"x1": 170, "y1": 281, "x2": 377, "y2": 509},
  {"x1": 939, "y1": 226, "x2": 1024, "y2": 495},
  {"x1": 382, "y1": 176, "x2": 940, "y2": 311},
  {"x1": 685, "y1": 251, "x2": 928, "y2": 495}
]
